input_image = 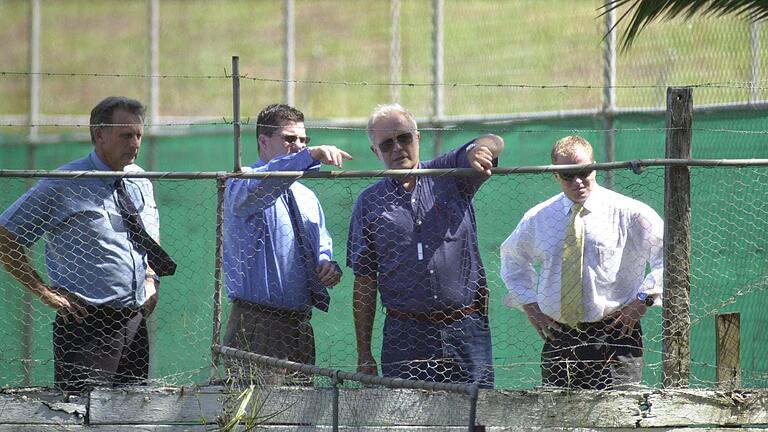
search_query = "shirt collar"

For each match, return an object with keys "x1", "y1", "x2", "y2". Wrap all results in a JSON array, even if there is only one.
[
  {"x1": 558, "y1": 184, "x2": 605, "y2": 216},
  {"x1": 89, "y1": 151, "x2": 113, "y2": 171}
]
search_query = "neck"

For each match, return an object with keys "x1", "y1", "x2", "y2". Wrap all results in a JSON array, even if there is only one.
[{"x1": 400, "y1": 176, "x2": 416, "y2": 191}]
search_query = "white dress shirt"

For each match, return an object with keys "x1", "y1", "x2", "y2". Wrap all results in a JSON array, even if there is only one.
[{"x1": 500, "y1": 184, "x2": 664, "y2": 323}]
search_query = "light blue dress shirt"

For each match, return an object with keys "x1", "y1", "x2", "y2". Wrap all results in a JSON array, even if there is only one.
[
  {"x1": 223, "y1": 149, "x2": 333, "y2": 312},
  {"x1": 0, "y1": 151, "x2": 159, "y2": 308}
]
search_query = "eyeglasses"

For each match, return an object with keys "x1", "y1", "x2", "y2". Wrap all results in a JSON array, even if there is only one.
[
  {"x1": 378, "y1": 132, "x2": 414, "y2": 153},
  {"x1": 556, "y1": 170, "x2": 593, "y2": 181},
  {"x1": 280, "y1": 134, "x2": 311, "y2": 145}
]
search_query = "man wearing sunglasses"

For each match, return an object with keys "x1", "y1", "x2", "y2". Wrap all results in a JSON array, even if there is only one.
[
  {"x1": 223, "y1": 103, "x2": 352, "y2": 384},
  {"x1": 348, "y1": 103, "x2": 504, "y2": 388},
  {"x1": 500, "y1": 135, "x2": 664, "y2": 390}
]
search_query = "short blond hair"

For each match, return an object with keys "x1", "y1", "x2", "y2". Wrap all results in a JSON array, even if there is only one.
[{"x1": 551, "y1": 135, "x2": 594, "y2": 163}]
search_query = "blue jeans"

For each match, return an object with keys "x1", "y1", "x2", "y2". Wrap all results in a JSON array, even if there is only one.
[{"x1": 381, "y1": 311, "x2": 494, "y2": 388}]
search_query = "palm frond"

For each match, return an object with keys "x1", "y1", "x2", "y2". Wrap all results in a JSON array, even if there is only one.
[{"x1": 601, "y1": 0, "x2": 768, "y2": 50}]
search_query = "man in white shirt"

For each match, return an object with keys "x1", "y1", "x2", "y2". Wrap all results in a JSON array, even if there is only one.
[{"x1": 500, "y1": 135, "x2": 663, "y2": 389}]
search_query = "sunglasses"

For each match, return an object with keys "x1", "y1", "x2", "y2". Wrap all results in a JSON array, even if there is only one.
[
  {"x1": 556, "y1": 170, "x2": 593, "y2": 181},
  {"x1": 378, "y1": 132, "x2": 414, "y2": 153},
  {"x1": 280, "y1": 134, "x2": 311, "y2": 145}
]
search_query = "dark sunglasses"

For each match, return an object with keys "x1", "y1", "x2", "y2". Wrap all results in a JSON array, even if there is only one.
[
  {"x1": 378, "y1": 132, "x2": 414, "y2": 153},
  {"x1": 556, "y1": 170, "x2": 593, "y2": 181},
  {"x1": 280, "y1": 134, "x2": 311, "y2": 145}
]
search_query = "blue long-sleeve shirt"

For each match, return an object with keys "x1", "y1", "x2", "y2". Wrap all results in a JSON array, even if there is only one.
[
  {"x1": 0, "y1": 151, "x2": 159, "y2": 308},
  {"x1": 223, "y1": 149, "x2": 333, "y2": 312}
]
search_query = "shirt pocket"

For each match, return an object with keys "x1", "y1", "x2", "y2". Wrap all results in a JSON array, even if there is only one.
[
  {"x1": 437, "y1": 199, "x2": 469, "y2": 242},
  {"x1": 376, "y1": 212, "x2": 413, "y2": 273},
  {"x1": 594, "y1": 245, "x2": 622, "y2": 283}
]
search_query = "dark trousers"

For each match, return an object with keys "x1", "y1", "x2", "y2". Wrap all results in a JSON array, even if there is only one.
[
  {"x1": 53, "y1": 307, "x2": 148, "y2": 392},
  {"x1": 223, "y1": 299, "x2": 315, "y2": 385},
  {"x1": 381, "y1": 311, "x2": 495, "y2": 388},
  {"x1": 541, "y1": 319, "x2": 643, "y2": 390}
]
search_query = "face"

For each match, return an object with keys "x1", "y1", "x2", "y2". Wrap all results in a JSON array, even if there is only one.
[
  {"x1": 370, "y1": 113, "x2": 419, "y2": 169},
  {"x1": 259, "y1": 121, "x2": 309, "y2": 162},
  {"x1": 93, "y1": 109, "x2": 144, "y2": 170},
  {"x1": 554, "y1": 147, "x2": 596, "y2": 204}
]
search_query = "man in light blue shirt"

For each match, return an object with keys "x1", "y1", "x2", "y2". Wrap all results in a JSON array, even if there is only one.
[
  {"x1": 223, "y1": 103, "x2": 351, "y2": 383},
  {"x1": 0, "y1": 96, "x2": 166, "y2": 391}
]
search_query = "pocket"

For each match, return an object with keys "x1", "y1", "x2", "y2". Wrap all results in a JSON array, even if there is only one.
[{"x1": 594, "y1": 245, "x2": 622, "y2": 283}]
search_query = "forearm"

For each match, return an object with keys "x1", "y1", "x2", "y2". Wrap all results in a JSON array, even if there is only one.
[
  {"x1": 353, "y1": 275, "x2": 377, "y2": 356},
  {"x1": 0, "y1": 229, "x2": 49, "y2": 298}
]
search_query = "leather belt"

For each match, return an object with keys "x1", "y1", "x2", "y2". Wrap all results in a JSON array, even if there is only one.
[
  {"x1": 233, "y1": 298, "x2": 311, "y2": 321},
  {"x1": 387, "y1": 304, "x2": 481, "y2": 325}
]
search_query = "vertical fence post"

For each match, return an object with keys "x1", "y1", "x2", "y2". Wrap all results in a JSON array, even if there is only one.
[
  {"x1": 389, "y1": 0, "x2": 401, "y2": 103},
  {"x1": 602, "y1": 0, "x2": 616, "y2": 190},
  {"x1": 145, "y1": 0, "x2": 160, "y2": 172},
  {"x1": 211, "y1": 177, "x2": 226, "y2": 378},
  {"x1": 431, "y1": 0, "x2": 444, "y2": 158},
  {"x1": 21, "y1": 0, "x2": 42, "y2": 387},
  {"x1": 232, "y1": 56, "x2": 242, "y2": 173},
  {"x1": 750, "y1": 19, "x2": 761, "y2": 103},
  {"x1": 467, "y1": 384, "x2": 480, "y2": 432},
  {"x1": 331, "y1": 371, "x2": 341, "y2": 432},
  {"x1": 662, "y1": 87, "x2": 692, "y2": 388},
  {"x1": 283, "y1": 0, "x2": 295, "y2": 106},
  {"x1": 716, "y1": 313, "x2": 741, "y2": 389}
]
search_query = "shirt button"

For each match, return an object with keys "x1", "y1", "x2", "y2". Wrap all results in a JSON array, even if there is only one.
[
  {"x1": 416, "y1": 219, "x2": 422, "y2": 226},
  {"x1": 429, "y1": 269, "x2": 434, "y2": 274},
  {"x1": 433, "y1": 295, "x2": 438, "y2": 299}
]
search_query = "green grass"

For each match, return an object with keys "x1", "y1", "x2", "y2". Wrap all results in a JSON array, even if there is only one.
[{"x1": 1, "y1": 0, "x2": 765, "y2": 124}]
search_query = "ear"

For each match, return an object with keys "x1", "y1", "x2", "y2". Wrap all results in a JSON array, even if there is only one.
[
  {"x1": 370, "y1": 145, "x2": 383, "y2": 161},
  {"x1": 92, "y1": 127, "x2": 104, "y2": 145},
  {"x1": 257, "y1": 134, "x2": 268, "y2": 153}
]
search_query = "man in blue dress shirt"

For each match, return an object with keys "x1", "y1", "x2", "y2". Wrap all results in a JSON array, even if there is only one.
[
  {"x1": 222, "y1": 104, "x2": 351, "y2": 384},
  {"x1": 347, "y1": 103, "x2": 504, "y2": 388},
  {"x1": 0, "y1": 96, "x2": 163, "y2": 391}
]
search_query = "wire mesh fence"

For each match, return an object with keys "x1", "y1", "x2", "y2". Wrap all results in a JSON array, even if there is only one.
[{"x1": 1, "y1": 162, "x2": 766, "y2": 391}]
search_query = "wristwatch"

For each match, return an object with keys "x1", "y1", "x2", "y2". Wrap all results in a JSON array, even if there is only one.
[{"x1": 637, "y1": 292, "x2": 655, "y2": 307}]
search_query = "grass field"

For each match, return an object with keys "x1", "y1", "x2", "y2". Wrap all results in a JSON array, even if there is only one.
[{"x1": 1, "y1": 0, "x2": 765, "y2": 126}]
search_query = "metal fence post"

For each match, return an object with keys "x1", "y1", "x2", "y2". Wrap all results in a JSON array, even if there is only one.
[
  {"x1": 283, "y1": 0, "x2": 295, "y2": 106},
  {"x1": 431, "y1": 0, "x2": 444, "y2": 158},
  {"x1": 389, "y1": 0, "x2": 401, "y2": 103},
  {"x1": 602, "y1": 0, "x2": 616, "y2": 190},
  {"x1": 663, "y1": 86, "x2": 692, "y2": 388},
  {"x1": 211, "y1": 177, "x2": 226, "y2": 380},
  {"x1": 232, "y1": 56, "x2": 242, "y2": 173},
  {"x1": 332, "y1": 371, "x2": 341, "y2": 432}
]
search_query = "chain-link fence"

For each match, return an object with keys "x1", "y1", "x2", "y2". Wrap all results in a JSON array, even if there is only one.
[{"x1": 1, "y1": 160, "x2": 766, "y2": 391}]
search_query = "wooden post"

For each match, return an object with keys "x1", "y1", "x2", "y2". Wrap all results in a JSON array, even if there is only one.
[
  {"x1": 716, "y1": 313, "x2": 741, "y2": 389},
  {"x1": 662, "y1": 87, "x2": 692, "y2": 388}
]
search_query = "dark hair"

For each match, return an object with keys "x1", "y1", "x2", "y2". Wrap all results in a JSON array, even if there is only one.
[
  {"x1": 89, "y1": 96, "x2": 146, "y2": 144},
  {"x1": 256, "y1": 103, "x2": 304, "y2": 140}
]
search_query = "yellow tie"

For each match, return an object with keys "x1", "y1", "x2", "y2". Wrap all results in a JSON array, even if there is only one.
[{"x1": 561, "y1": 203, "x2": 584, "y2": 327}]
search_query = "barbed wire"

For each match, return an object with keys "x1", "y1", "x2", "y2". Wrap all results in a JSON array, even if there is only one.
[
  {"x1": 1, "y1": 121, "x2": 765, "y2": 136},
  {"x1": 2, "y1": 70, "x2": 768, "y2": 90}
]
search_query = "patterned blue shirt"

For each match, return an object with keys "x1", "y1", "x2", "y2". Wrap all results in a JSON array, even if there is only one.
[
  {"x1": 347, "y1": 142, "x2": 489, "y2": 313},
  {"x1": 223, "y1": 149, "x2": 333, "y2": 312},
  {"x1": 0, "y1": 151, "x2": 159, "y2": 308}
]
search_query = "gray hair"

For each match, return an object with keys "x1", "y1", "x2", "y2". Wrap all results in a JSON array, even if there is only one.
[{"x1": 366, "y1": 103, "x2": 418, "y2": 145}]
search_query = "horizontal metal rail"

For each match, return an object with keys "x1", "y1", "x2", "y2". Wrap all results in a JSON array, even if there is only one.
[{"x1": 1, "y1": 159, "x2": 768, "y2": 180}]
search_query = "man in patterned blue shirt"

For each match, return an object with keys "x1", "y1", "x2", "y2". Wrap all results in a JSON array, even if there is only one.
[
  {"x1": 348, "y1": 103, "x2": 504, "y2": 388},
  {"x1": 0, "y1": 96, "x2": 165, "y2": 391},
  {"x1": 223, "y1": 104, "x2": 351, "y2": 384}
]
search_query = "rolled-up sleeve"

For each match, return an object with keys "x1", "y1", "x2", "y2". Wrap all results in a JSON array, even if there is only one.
[{"x1": 500, "y1": 215, "x2": 539, "y2": 309}]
